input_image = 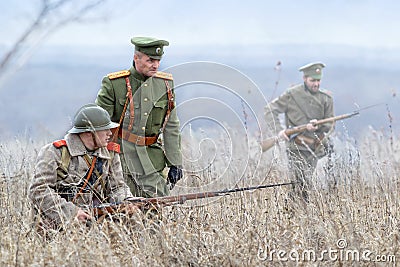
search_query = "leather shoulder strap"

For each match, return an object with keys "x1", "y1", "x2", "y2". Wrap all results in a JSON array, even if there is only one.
[
  {"x1": 160, "y1": 79, "x2": 175, "y2": 132},
  {"x1": 53, "y1": 140, "x2": 71, "y2": 179}
]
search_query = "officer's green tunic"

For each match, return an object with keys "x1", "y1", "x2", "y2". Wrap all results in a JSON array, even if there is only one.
[
  {"x1": 265, "y1": 83, "x2": 334, "y2": 146},
  {"x1": 96, "y1": 67, "x2": 182, "y2": 197}
]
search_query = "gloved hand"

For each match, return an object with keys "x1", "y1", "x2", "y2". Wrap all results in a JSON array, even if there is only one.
[{"x1": 167, "y1": 166, "x2": 183, "y2": 189}]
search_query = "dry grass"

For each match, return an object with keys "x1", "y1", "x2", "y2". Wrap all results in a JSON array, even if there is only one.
[{"x1": 0, "y1": 131, "x2": 399, "y2": 266}]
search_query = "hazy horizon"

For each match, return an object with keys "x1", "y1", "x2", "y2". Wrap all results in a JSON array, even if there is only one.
[
  {"x1": 1, "y1": 43, "x2": 398, "y2": 142},
  {"x1": 1, "y1": 1, "x2": 399, "y2": 141}
]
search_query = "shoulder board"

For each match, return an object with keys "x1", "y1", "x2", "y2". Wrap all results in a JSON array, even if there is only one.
[
  {"x1": 107, "y1": 142, "x2": 120, "y2": 153},
  {"x1": 53, "y1": 139, "x2": 67, "y2": 148},
  {"x1": 154, "y1": 71, "x2": 173, "y2": 81},
  {"x1": 107, "y1": 70, "x2": 130, "y2": 80}
]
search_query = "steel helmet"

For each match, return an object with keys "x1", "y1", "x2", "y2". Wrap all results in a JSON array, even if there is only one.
[{"x1": 68, "y1": 104, "x2": 119, "y2": 133}]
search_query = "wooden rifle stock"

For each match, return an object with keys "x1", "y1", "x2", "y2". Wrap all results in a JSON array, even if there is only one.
[
  {"x1": 91, "y1": 181, "x2": 294, "y2": 219},
  {"x1": 261, "y1": 111, "x2": 359, "y2": 152}
]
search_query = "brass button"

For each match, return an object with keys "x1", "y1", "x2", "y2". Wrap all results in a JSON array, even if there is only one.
[
  {"x1": 141, "y1": 126, "x2": 145, "y2": 131},
  {"x1": 144, "y1": 83, "x2": 148, "y2": 87},
  {"x1": 144, "y1": 112, "x2": 148, "y2": 116},
  {"x1": 144, "y1": 98, "x2": 148, "y2": 102}
]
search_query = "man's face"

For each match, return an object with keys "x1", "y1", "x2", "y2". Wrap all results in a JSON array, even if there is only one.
[
  {"x1": 94, "y1": 129, "x2": 112, "y2": 148},
  {"x1": 134, "y1": 52, "x2": 160, "y2": 77},
  {"x1": 303, "y1": 76, "x2": 321, "y2": 93}
]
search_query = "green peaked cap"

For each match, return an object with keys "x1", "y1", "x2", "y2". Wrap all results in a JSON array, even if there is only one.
[
  {"x1": 131, "y1": 36, "x2": 169, "y2": 59},
  {"x1": 299, "y1": 62, "x2": 326, "y2": 79}
]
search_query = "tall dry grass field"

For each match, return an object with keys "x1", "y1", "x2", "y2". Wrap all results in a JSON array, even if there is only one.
[{"x1": 0, "y1": 130, "x2": 399, "y2": 266}]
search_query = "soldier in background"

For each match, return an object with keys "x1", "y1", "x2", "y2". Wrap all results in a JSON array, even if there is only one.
[
  {"x1": 265, "y1": 62, "x2": 334, "y2": 201},
  {"x1": 29, "y1": 104, "x2": 137, "y2": 233},
  {"x1": 95, "y1": 36, "x2": 183, "y2": 198}
]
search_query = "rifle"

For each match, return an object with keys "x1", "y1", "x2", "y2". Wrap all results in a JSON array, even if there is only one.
[
  {"x1": 261, "y1": 111, "x2": 359, "y2": 152},
  {"x1": 91, "y1": 181, "x2": 294, "y2": 218}
]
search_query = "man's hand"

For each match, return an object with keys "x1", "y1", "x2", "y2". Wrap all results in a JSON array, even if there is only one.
[
  {"x1": 122, "y1": 203, "x2": 142, "y2": 215},
  {"x1": 306, "y1": 119, "x2": 318, "y2": 131},
  {"x1": 75, "y1": 208, "x2": 92, "y2": 223},
  {"x1": 278, "y1": 129, "x2": 289, "y2": 141},
  {"x1": 168, "y1": 166, "x2": 183, "y2": 189}
]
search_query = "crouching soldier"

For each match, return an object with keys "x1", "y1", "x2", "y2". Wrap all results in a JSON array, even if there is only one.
[{"x1": 29, "y1": 104, "x2": 140, "y2": 235}]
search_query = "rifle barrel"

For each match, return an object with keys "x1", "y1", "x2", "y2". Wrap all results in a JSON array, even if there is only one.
[
  {"x1": 140, "y1": 181, "x2": 295, "y2": 204},
  {"x1": 91, "y1": 181, "x2": 294, "y2": 218},
  {"x1": 313, "y1": 111, "x2": 359, "y2": 125},
  {"x1": 261, "y1": 111, "x2": 360, "y2": 152}
]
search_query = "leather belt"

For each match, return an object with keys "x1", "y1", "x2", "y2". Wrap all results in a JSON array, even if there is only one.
[{"x1": 120, "y1": 129, "x2": 158, "y2": 146}]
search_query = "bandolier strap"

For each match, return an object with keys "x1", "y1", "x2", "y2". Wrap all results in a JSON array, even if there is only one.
[
  {"x1": 118, "y1": 74, "x2": 174, "y2": 146},
  {"x1": 162, "y1": 79, "x2": 175, "y2": 132},
  {"x1": 125, "y1": 77, "x2": 135, "y2": 131},
  {"x1": 72, "y1": 155, "x2": 97, "y2": 203}
]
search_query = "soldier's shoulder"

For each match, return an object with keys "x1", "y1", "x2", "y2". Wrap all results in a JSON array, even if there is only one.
[
  {"x1": 53, "y1": 139, "x2": 67, "y2": 148},
  {"x1": 107, "y1": 70, "x2": 131, "y2": 80},
  {"x1": 287, "y1": 83, "x2": 302, "y2": 90},
  {"x1": 319, "y1": 88, "x2": 333, "y2": 98},
  {"x1": 154, "y1": 71, "x2": 173, "y2": 81},
  {"x1": 286, "y1": 83, "x2": 303, "y2": 94},
  {"x1": 37, "y1": 141, "x2": 62, "y2": 158},
  {"x1": 107, "y1": 142, "x2": 120, "y2": 153}
]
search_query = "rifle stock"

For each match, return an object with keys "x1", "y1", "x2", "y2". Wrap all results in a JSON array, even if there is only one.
[
  {"x1": 91, "y1": 181, "x2": 294, "y2": 219},
  {"x1": 261, "y1": 111, "x2": 359, "y2": 152}
]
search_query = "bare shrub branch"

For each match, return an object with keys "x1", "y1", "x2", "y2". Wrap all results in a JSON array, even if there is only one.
[{"x1": 0, "y1": 0, "x2": 106, "y2": 79}]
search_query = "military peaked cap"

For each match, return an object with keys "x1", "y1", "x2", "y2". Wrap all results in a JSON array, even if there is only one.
[
  {"x1": 131, "y1": 36, "x2": 169, "y2": 59},
  {"x1": 299, "y1": 62, "x2": 326, "y2": 79}
]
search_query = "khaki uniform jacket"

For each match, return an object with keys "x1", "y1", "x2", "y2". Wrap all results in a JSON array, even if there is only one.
[
  {"x1": 95, "y1": 67, "x2": 182, "y2": 175},
  {"x1": 265, "y1": 83, "x2": 334, "y2": 151},
  {"x1": 29, "y1": 133, "x2": 133, "y2": 227}
]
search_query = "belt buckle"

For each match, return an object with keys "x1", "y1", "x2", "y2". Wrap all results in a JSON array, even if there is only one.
[{"x1": 136, "y1": 135, "x2": 145, "y2": 146}]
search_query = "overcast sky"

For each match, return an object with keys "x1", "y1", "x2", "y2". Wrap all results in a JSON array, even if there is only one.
[
  {"x1": 0, "y1": 0, "x2": 399, "y2": 138},
  {"x1": 1, "y1": 0, "x2": 400, "y2": 49}
]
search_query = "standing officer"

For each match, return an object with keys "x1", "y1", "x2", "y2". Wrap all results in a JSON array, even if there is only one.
[
  {"x1": 265, "y1": 62, "x2": 334, "y2": 201},
  {"x1": 95, "y1": 36, "x2": 183, "y2": 198},
  {"x1": 29, "y1": 104, "x2": 137, "y2": 232}
]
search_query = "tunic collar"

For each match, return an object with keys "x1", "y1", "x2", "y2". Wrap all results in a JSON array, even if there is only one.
[
  {"x1": 130, "y1": 66, "x2": 147, "y2": 81},
  {"x1": 64, "y1": 133, "x2": 111, "y2": 160}
]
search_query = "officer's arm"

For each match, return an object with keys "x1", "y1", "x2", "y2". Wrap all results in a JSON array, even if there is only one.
[
  {"x1": 265, "y1": 92, "x2": 290, "y2": 135},
  {"x1": 95, "y1": 77, "x2": 116, "y2": 118},
  {"x1": 163, "y1": 87, "x2": 183, "y2": 167}
]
